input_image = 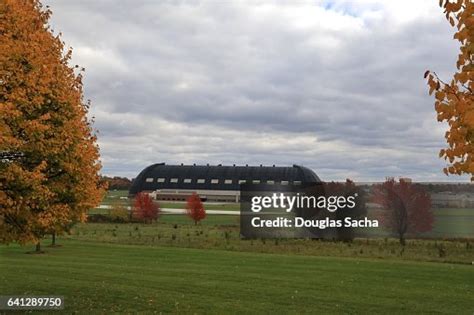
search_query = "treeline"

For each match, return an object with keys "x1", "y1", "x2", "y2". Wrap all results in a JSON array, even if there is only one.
[
  {"x1": 358, "y1": 183, "x2": 474, "y2": 194},
  {"x1": 415, "y1": 183, "x2": 474, "y2": 194},
  {"x1": 102, "y1": 176, "x2": 133, "y2": 190}
]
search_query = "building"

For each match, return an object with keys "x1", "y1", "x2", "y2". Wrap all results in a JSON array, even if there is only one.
[{"x1": 129, "y1": 163, "x2": 321, "y2": 202}]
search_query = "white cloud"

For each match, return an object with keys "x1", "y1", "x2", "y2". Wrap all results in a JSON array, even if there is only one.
[{"x1": 43, "y1": 0, "x2": 466, "y2": 182}]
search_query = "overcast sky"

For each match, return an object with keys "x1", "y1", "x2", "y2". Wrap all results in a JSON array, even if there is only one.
[{"x1": 44, "y1": 0, "x2": 467, "y2": 182}]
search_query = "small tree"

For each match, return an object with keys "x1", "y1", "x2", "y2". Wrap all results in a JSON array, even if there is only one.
[
  {"x1": 133, "y1": 193, "x2": 160, "y2": 224},
  {"x1": 186, "y1": 193, "x2": 206, "y2": 225},
  {"x1": 372, "y1": 178, "x2": 434, "y2": 245}
]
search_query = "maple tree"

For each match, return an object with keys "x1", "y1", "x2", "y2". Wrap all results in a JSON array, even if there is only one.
[
  {"x1": 186, "y1": 193, "x2": 206, "y2": 225},
  {"x1": 426, "y1": 0, "x2": 474, "y2": 179},
  {"x1": 0, "y1": 0, "x2": 106, "y2": 252},
  {"x1": 372, "y1": 178, "x2": 433, "y2": 245},
  {"x1": 133, "y1": 193, "x2": 160, "y2": 223}
]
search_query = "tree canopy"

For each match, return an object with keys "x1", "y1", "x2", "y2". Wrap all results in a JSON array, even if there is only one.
[
  {"x1": 0, "y1": 0, "x2": 106, "y2": 249},
  {"x1": 426, "y1": 0, "x2": 474, "y2": 179}
]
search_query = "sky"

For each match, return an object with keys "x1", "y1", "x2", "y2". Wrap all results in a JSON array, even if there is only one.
[{"x1": 43, "y1": 0, "x2": 467, "y2": 182}]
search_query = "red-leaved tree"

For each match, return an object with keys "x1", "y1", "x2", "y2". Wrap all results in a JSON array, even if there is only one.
[
  {"x1": 133, "y1": 192, "x2": 160, "y2": 224},
  {"x1": 372, "y1": 178, "x2": 434, "y2": 245},
  {"x1": 186, "y1": 193, "x2": 206, "y2": 225}
]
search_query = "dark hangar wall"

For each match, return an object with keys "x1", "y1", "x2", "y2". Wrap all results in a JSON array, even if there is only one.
[{"x1": 129, "y1": 163, "x2": 321, "y2": 195}]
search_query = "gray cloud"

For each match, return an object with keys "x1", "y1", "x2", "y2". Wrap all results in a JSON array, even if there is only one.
[{"x1": 44, "y1": 0, "x2": 467, "y2": 181}]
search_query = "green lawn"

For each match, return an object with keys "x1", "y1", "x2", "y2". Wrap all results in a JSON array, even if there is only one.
[
  {"x1": 101, "y1": 190, "x2": 129, "y2": 205},
  {"x1": 40, "y1": 190, "x2": 472, "y2": 313},
  {"x1": 60, "y1": 219, "x2": 474, "y2": 264},
  {"x1": 430, "y1": 208, "x2": 474, "y2": 238},
  {"x1": 1, "y1": 240, "x2": 473, "y2": 314}
]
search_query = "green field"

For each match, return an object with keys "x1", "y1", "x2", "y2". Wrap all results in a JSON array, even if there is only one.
[
  {"x1": 1, "y1": 190, "x2": 473, "y2": 313},
  {"x1": 67, "y1": 218, "x2": 474, "y2": 264},
  {"x1": 1, "y1": 240, "x2": 473, "y2": 314},
  {"x1": 431, "y1": 208, "x2": 474, "y2": 238}
]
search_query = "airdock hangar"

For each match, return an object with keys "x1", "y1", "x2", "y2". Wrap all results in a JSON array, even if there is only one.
[{"x1": 129, "y1": 163, "x2": 321, "y2": 203}]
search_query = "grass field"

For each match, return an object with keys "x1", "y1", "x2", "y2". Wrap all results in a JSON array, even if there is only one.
[
  {"x1": 67, "y1": 218, "x2": 474, "y2": 264},
  {"x1": 1, "y1": 240, "x2": 473, "y2": 314},
  {"x1": 1, "y1": 190, "x2": 473, "y2": 313}
]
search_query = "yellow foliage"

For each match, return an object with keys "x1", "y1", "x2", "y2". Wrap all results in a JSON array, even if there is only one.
[
  {"x1": 0, "y1": 0, "x2": 106, "y2": 244},
  {"x1": 108, "y1": 201, "x2": 130, "y2": 222},
  {"x1": 427, "y1": 0, "x2": 474, "y2": 179}
]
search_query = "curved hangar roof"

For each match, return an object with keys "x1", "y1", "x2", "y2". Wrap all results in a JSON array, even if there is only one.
[{"x1": 129, "y1": 163, "x2": 321, "y2": 195}]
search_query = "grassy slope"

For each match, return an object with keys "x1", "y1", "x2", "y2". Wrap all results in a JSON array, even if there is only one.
[{"x1": 1, "y1": 240, "x2": 473, "y2": 314}]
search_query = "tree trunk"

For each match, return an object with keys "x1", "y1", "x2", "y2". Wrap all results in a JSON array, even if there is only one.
[
  {"x1": 35, "y1": 242, "x2": 41, "y2": 253},
  {"x1": 52, "y1": 232, "x2": 56, "y2": 246},
  {"x1": 194, "y1": 220, "x2": 197, "y2": 226},
  {"x1": 399, "y1": 233, "x2": 406, "y2": 246}
]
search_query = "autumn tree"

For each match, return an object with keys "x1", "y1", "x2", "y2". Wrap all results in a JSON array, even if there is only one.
[
  {"x1": 372, "y1": 178, "x2": 434, "y2": 245},
  {"x1": 133, "y1": 193, "x2": 160, "y2": 223},
  {"x1": 186, "y1": 193, "x2": 206, "y2": 225},
  {"x1": 426, "y1": 0, "x2": 474, "y2": 179},
  {"x1": 0, "y1": 0, "x2": 106, "y2": 252}
]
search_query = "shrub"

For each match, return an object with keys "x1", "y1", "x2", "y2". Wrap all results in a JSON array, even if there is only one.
[{"x1": 108, "y1": 202, "x2": 130, "y2": 222}]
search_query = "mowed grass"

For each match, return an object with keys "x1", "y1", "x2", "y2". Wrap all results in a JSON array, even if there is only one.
[
  {"x1": 69, "y1": 218, "x2": 474, "y2": 264},
  {"x1": 1, "y1": 240, "x2": 473, "y2": 314}
]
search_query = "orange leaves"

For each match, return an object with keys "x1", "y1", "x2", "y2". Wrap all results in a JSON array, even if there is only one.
[
  {"x1": 455, "y1": 99, "x2": 468, "y2": 113},
  {"x1": 435, "y1": 91, "x2": 446, "y2": 101},
  {"x1": 133, "y1": 193, "x2": 160, "y2": 224},
  {"x1": 439, "y1": 149, "x2": 446, "y2": 158},
  {"x1": 453, "y1": 27, "x2": 469, "y2": 43},
  {"x1": 464, "y1": 110, "x2": 474, "y2": 125},
  {"x1": 455, "y1": 71, "x2": 469, "y2": 83},
  {"x1": 434, "y1": 101, "x2": 453, "y2": 121},
  {"x1": 0, "y1": 0, "x2": 106, "y2": 245},
  {"x1": 427, "y1": 0, "x2": 474, "y2": 179},
  {"x1": 186, "y1": 193, "x2": 206, "y2": 225}
]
